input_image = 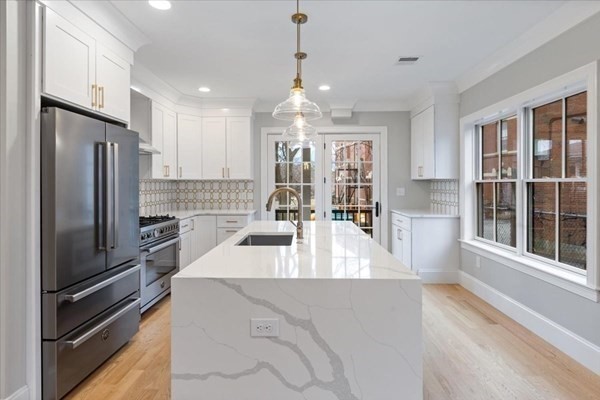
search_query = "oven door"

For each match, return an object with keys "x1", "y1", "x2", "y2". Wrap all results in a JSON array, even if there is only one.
[{"x1": 140, "y1": 236, "x2": 180, "y2": 311}]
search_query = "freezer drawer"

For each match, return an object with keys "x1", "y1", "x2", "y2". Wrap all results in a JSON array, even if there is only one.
[
  {"x1": 42, "y1": 297, "x2": 140, "y2": 400},
  {"x1": 42, "y1": 264, "x2": 140, "y2": 340}
]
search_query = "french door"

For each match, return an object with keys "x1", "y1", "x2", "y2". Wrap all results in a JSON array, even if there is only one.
[{"x1": 266, "y1": 133, "x2": 381, "y2": 242}]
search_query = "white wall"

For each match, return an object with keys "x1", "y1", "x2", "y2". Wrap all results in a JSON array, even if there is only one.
[
  {"x1": 252, "y1": 111, "x2": 431, "y2": 247},
  {"x1": 0, "y1": 1, "x2": 30, "y2": 398},
  {"x1": 459, "y1": 12, "x2": 600, "y2": 348}
]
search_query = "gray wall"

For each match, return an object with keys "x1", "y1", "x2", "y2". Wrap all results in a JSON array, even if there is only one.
[
  {"x1": 0, "y1": 0, "x2": 29, "y2": 397},
  {"x1": 460, "y1": 12, "x2": 600, "y2": 346},
  {"x1": 253, "y1": 111, "x2": 431, "y2": 248}
]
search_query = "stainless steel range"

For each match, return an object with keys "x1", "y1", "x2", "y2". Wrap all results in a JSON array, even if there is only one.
[{"x1": 139, "y1": 215, "x2": 180, "y2": 313}]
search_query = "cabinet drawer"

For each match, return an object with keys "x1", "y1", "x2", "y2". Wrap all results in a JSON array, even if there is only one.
[
  {"x1": 217, "y1": 227, "x2": 240, "y2": 244},
  {"x1": 179, "y1": 218, "x2": 193, "y2": 234},
  {"x1": 391, "y1": 213, "x2": 411, "y2": 231},
  {"x1": 217, "y1": 215, "x2": 250, "y2": 228}
]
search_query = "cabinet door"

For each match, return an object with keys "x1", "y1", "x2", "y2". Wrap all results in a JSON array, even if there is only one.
[
  {"x1": 410, "y1": 113, "x2": 423, "y2": 180},
  {"x1": 150, "y1": 103, "x2": 165, "y2": 179},
  {"x1": 191, "y1": 216, "x2": 217, "y2": 261},
  {"x1": 217, "y1": 227, "x2": 239, "y2": 245},
  {"x1": 162, "y1": 109, "x2": 178, "y2": 180},
  {"x1": 96, "y1": 44, "x2": 130, "y2": 122},
  {"x1": 43, "y1": 8, "x2": 96, "y2": 109},
  {"x1": 179, "y1": 231, "x2": 192, "y2": 270},
  {"x1": 421, "y1": 106, "x2": 435, "y2": 179},
  {"x1": 226, "y1": 117, "x2": 252, "y2": 179},
  {"x1": 177, "y1": 115, "x2": 203, "y2": 179},
  {"x1": 201, "y1": 118, "x2": 227, "y2": 179}
]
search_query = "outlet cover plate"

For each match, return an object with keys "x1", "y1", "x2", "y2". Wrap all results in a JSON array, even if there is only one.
[{"x1": 250, "y1": 318, "x2": 280, "y2": 337}]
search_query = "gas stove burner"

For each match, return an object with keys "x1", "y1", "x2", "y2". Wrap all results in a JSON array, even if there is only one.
[{"x1": 139, "y1": 214, "x2": 176, "y2": 227}]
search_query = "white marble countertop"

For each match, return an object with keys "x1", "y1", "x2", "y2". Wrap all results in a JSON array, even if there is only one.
[
  {"x1": 142, "y1": 209, "x2": 256, "y2": 219},
  {"x1": 392, "y1": 208, "x2": 460, "y2": 219},
  {"x1": 175, "y1": 221, "x2": 419, "y2": 280}
]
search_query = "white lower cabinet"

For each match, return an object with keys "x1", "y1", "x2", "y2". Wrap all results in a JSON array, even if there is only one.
[
  {"x1": 391, "y1": 211, "x2": 459, "y2": 283},
  {"x1": 180, "y1": 213, "x2": 254, "y2": 265}
]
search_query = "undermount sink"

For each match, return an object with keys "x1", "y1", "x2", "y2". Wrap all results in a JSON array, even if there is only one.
[{"x1": 236, "y1": 233, "x2": 294, "y2": 246}]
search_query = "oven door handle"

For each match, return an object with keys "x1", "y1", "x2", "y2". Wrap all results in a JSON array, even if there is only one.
[
  {"x1": 143, "y1": 237, "x2": 180, "y2": 255},
  {"x1": 61, "y1": 298, "x2": 141, "y2": 349},
  {"x1": 63, "y1": 265, "x2": 141, "y2": 303}
]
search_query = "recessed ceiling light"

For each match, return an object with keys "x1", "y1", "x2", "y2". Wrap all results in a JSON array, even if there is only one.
[
  {"x1": 198, "y1": 87, "x2": 211, "y2": 93},
  {"x1": 222, "y1": 108, "x2": 230, "y2": 112},
  {"x1": 318, "y1": 85, "x2": 331, "y2": 91},
  {"x1": 148, "y1": 1, "x2": 171, "y2": 10}
]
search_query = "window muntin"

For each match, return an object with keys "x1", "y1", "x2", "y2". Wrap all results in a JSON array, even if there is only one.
[{"x1": 476, "y1": 116, "x2": 517, "y2": 248}]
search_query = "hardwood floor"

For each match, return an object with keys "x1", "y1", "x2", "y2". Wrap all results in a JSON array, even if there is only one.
[{"x1": 65, "y1": 285, "x2": 600, "y2": 400}]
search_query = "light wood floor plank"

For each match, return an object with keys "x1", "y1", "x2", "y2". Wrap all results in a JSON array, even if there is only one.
[{"x1": 65, "y1": 285, "x2": 600, "y2": 400}]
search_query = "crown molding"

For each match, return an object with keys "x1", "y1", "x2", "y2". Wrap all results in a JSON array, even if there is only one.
[
  {"x1": 67, "y1": 0, "x2": 150, "y2": 51},
  {"x1": 456, "y1": 1, "x2": 600, "y2": 93}
]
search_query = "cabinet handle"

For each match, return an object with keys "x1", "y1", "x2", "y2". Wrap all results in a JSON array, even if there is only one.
[
  {"x1": 224, "y1": 230, "x2": 237, "y2": 233},
  {"x1": 167, "y1": 165, "x2": 170, "y2": 177},
  {"x1": 227, "y1": 167, "x2": 230, "y2": 178},
  {"x1": 163, "y1": 166, "x2": 167, "y2": 177},
  {"x1": 99, "y1": 86, "x2": 105, "y2": 109},
  {"x1": 418, "y1": 166, "x2": 423, "y2": 177},
  {"x1": 398, "y1": 229, "x2": 403, "y2": 240},
  {"x1": 92, "y1": 84, "x2": 97, "y2": 108},
  {"x1": 222, "y1": 167, "x2": 225, "y2": 178},
  {"x1": 179, "y1": 166, "x2": 182, "y2": 178},
  {"x1": 191, "y1": 219, "x2": 195, "y2": 231}
]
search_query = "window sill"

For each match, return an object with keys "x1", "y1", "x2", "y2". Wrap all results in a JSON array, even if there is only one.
[{"x1": 460, "y1": 239, "x2": 599, "y2": 302}]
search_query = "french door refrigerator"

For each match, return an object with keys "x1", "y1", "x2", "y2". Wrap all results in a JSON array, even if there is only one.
[{"x1": 41, "y1": 107, "x2": 140, "y2": 400}]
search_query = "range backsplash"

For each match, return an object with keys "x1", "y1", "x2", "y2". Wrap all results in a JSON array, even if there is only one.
[
  {"x1": 430, "y1": 180, "x2": 459, "y2": 215},
  {"x1": 139, "y1": 179, "x2": 254, "y2": 216}
]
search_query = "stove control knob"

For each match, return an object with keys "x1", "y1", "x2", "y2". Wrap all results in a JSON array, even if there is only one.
[{"x1": 153, "y1": 229, "x2": 160, "y2": 238}]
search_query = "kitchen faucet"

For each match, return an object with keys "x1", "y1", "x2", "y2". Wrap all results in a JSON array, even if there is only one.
[{"x1": 265, "y1": 187, "x2": 303, "y2": 241}]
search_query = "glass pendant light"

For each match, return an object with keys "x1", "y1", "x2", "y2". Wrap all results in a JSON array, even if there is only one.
[{"x1": 273, "y1": 0, "x2": 322, "y2": 141}]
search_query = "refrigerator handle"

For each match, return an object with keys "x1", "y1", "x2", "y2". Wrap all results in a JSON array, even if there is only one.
[
  {"x1": 105, "y1": 142, "x2": 113, "y2": 251},
  {"x1": 98, "y1": 143, "x2": 107, "y2": 250},
  {"x1": 112, "y1": 143, "x2": 119, "y2": 249}
]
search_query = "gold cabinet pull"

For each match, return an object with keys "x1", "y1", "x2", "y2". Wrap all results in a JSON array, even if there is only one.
[
  {"x1": 99, "y1": 86, "x2": 105, "y2": 109},
  {"x1": 92, "y1": 84, "x2": 97, "y2": 108}
]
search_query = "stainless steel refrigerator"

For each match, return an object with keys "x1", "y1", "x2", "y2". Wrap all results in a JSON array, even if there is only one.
[{"x1": 41, "y1": 107, "x2": 141, "y2": 400}]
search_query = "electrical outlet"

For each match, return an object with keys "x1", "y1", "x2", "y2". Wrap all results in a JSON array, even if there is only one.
[
  {"x1": 396, "y1": 187, "x2": 406, "y2": 196},
  {"x1": 250, "y1": 318, "x2": 280, "y2": 337}
]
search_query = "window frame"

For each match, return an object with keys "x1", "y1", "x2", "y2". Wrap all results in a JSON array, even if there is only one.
[{"x1": 460, "y1": 62, "x2": 598, "y2": 297}]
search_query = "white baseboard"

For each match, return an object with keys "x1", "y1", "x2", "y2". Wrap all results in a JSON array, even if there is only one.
[
  {"x1": 418, "y1": 269, "x2": 459, "y2": 284},
  {"x1": 460, "y1": 271, "x2": 600, "y2": 375},
  {"x1": 2, "y1": 386, "x2": 29, "y2": 400}
]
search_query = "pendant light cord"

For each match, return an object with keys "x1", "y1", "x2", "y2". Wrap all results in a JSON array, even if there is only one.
[{"x1": 296, "y1": 0, "x2": 302, "y2": 84}]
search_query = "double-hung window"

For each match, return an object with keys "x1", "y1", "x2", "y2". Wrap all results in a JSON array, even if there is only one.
[
  {"x1": 476, "y1": 116, "x2": 518, "y2": 248},
  {"x1": 526, "y1": 91, "x2": 587, "y2": 271},
  {"x1": 474, "y1": 91, "x2": 588, "y2": 272}
]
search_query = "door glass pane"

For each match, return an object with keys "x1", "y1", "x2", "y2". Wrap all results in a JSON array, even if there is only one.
[
  {"x1": 496, "y1": 182, "x2": 516, "y2": 247},
  {"x1": 565, "y1": 92, "x2": 587, "y2": 178},
  {"x1": 274, "y1": 163, "x2": 287, "y2": 184},
  {"x1": 481, "y1": 122, "x2": 498, "y2": 179},
  {"x1": 329, "y1": 140, "x2": 376, "y2": 237},
  {"x1": 528, "y1": 182, "x2": 556, "y2": 260},
  {"x1": 533, "y1": 100, "x2": 562, "y2": 178},
  {"x1": 559, "y1": 182, "x2": 586, "y2": 269},
  {"x1": 500, "y1": 117, "x2": 517, "y2": 179},
  {"x1": 477, "y1": 182, "x2": 494, "y2": 240}
]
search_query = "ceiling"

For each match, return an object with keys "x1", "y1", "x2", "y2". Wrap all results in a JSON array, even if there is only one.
[{"x1": 111, "y1": 0, "x2": 567, "y2": 110}]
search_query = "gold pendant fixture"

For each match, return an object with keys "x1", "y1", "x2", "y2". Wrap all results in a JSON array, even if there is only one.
[{"x1": 272, "y1": 0, "x2": 322, "y2": 141}]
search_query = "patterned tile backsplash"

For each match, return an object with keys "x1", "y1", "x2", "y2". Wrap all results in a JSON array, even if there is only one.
[
  {"x1": 430, "y1": 180, "x2": 459, "y2": 215},
  {"x1": 139, "y1": 179, "x2": 254, "y2": 216}
]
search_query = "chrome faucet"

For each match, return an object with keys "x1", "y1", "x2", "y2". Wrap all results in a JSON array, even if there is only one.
[{"x1": 266, "y1": 187, "x2": 303, "y2": 241}]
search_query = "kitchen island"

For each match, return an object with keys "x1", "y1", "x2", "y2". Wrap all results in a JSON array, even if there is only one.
[{"x1": 171, "y1": 221, "x2": 422, "y2": 400}]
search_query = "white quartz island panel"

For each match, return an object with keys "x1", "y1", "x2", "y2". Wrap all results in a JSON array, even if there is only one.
[{"x1": 172, "y1": 221, "x2": 423, "y2": 400}]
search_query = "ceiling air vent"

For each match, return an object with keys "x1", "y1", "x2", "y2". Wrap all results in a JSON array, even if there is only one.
[{"x1": 396, "y1": 56, "x2": 419, "y2": 65}]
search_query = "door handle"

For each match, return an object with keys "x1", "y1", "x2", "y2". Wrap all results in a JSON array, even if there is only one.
[
  {"x1": 104, "y1": 142, "x2": 112, "y2": 251},
  {"x1": 375, "y1": 201, "x2": 380, "y2": 217}
]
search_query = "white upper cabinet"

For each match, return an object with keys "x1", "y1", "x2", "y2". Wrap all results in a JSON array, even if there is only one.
[
  {"x1": 95, "y1": 44, "x2": 130, "y2": 122},
  {"x1": 410, "y1": 100, "x2": 459, "y2": 180},
  {"x1": 202, "y1": 118, "x2": 228, "y2": 179},
  {"x1": 42, "y1": 7, "x2": 132, "y2": 123},
  {"x1": 150, "y1": 102, "x2": 178, "y2": 180},
  {"x1": 43, "y1": 7, "x2": 96, "y2": 110},
  {"x1": 177, "y1": 115, "x2": 203, "y2": 180},
  {"x1": 226, "y1": 117, "x2": 253, "y2": 179}
]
